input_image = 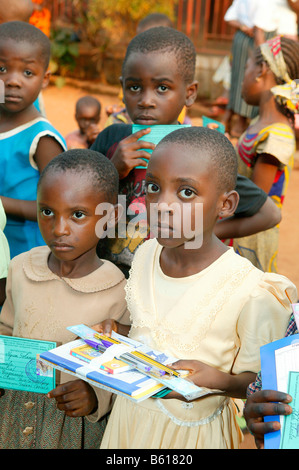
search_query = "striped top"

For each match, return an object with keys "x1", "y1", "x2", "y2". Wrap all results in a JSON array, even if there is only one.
[{"x1": 237, "y1": 122, "x2": 295, "y2": 207}]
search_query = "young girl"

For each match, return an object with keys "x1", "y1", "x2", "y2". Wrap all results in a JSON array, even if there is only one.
[
  {"x1": 0, "y1": 149, "x2": 130, "y2": 449},
  {"x1": 233, "y1": 36, "x2": 299, "y2": 272},
  {"x1": 0, "y1": 21, "x2": 66, "y2": 259},
  {"x1": 95, "y1": 127, "x2": 297, "y2": 449}
]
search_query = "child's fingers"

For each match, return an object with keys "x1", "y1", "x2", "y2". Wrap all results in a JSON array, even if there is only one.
[
  {"x1": 91, "y1": 323, "x2": 104, "y2": 334},
  {"x1": 169, "y1": 359, "x2": 198, "y2": 373},
  {"x1": 131, "y1": 127, "x2": 152, "y2": 139},
  {"x1": 121, "y1": 127, "x2": 155, "y2": 150}
]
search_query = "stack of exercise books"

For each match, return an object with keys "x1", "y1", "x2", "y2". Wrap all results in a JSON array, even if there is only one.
[{"x1": 39, "y1": 324, "x2": 220, "y2": 403}]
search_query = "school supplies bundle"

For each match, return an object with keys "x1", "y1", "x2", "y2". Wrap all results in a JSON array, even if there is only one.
[
  {"x1": 39, "y1": 324, "x2": 221, "y2": 403},
  {"x1": 261, "y1": 303, "x2": 299, "y2": 449}
]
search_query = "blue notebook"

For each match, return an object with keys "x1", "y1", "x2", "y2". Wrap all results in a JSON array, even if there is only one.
[
  {"x1": 132, "y1": 124, "x2": 191, "y2": 168},
  {"x1": 260, "y1": 333, "x2": 299, "y2": 449},
  {"x1": 40, "y1": 339, "x2": 164, "y2": 402}
]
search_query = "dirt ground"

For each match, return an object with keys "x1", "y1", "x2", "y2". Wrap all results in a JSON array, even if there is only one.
[{"x1": 42, "y1": 82, "x2": 299, "y2": 450}]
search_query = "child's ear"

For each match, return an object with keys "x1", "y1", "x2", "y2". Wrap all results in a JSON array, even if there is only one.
[
  {"x1": 41, "y1": 69, "x2": 51, "y2": 90},
  {"x1": 185, "y1": 80, "x2": 198, "y2": 108},
  {"x1": 218, "y1": 190, "x2": 239, "y2": 219}
]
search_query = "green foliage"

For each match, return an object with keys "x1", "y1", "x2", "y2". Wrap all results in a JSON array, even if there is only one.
[
  {"x1": 50, "y1": 27, "x2": 79, "y2": 75},
  {"x1": 73, "y1": 0, "x2": 177, "y2": 49}
]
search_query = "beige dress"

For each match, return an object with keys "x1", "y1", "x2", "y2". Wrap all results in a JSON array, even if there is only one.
[
  {"x1": 101, "y1": 238, "x2": 297, "y2": 449},
  {"x1": 0, "y1": 246, "x2": 130, "y2": 448}
]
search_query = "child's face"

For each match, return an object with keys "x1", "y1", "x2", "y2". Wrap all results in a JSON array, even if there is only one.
[
  {"x1": 241, "y1": 54, "x2": 263, "y2": 106},
  {"x1": 121, "y1": 51, "x2": 197, "y2": 125},
  {"x1": 37, "y1": 171, "x2": 105, "y2": 262},
  {"x1": 0, "y1": 38, "x2": 50, "y2": 114},
  {"x1": 75, "y1": 104, "x2": 101, "y2": 135},
  {"x1": 145, "y1": 142, "x2": 225, "y2": 249}
]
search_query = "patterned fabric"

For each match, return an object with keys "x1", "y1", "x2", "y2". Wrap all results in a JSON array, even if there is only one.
[
  {"x1": 247, "y1": 314, "x2": 298, "y2": 396},
  {"x1": 260, "y1": 36, "x2": 299, "y2": 114},
  {"x1": 234, "y1": 121, "x2": 295, "y2": 272}
]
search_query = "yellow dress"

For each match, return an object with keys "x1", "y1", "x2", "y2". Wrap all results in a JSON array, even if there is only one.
[{"x1": 101, "y1": 238, "x2": 297, "y2": 449}]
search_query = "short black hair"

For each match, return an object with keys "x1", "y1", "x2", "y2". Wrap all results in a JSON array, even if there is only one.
[
  {"x1": 122, "y1": 26, "x2": 196, "y2": 84},
  {"x1": 157, "y1": 126, "x2": 238, "y2": 192},
  {"x1": 76, "y1": 95, "x2": 102, "y2": 114},
  {"x1": 38, "y1": 149, "x2": 119, "y2": 203},
  {"x1": 0, "y1": 21, "x2": 51, "y2": 69}
]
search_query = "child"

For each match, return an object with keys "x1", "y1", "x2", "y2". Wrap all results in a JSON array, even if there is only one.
[
  {"x1": 234, "y1": 36, "x2": 299, "y2": 273},
  {"x1": 95, "y1": 127, "x2": 297, "y2": 449},
  {"x1": 0, "y1": 21, "x2": 66, "y2": 260},
  {"x1": 104, "y1": 13, "x2": 182, "y2": 128},
  {"x1": 65, "y1": 95, "x2": 101, "y2": 149},
  {"x1": 0, "y1": 199, "x2": 10, "y2": 306},
  {"x1": 91, "y1": 26, "x2": 281, "y2": 275},
  {"x1": 0, "y1": 149, "x2": 130, "y2": 449}
]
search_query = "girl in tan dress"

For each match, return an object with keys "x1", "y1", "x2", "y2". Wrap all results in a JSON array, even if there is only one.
[
  {"x1": 0, "y1": 149, "x2": 130, "y2": 448},
  {"x1": 95, "y1": 127, "x2": 297, "y2": 449}
]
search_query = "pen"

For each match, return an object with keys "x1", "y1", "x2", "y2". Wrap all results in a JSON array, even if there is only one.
[
  {"x1": 130, "y1": 350, "x2": 181, "y2": 377},
  {"x1": 84, "y1": 339, "x2": 105, "y2": 351},
  {"x1": 123, "y1": 356, "x2": 166, "y2": 378}
]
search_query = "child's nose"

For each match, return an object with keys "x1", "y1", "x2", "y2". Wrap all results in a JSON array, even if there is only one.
[
  {"x1": 53, "y1": 217, "x2": 70, "y2": 236},
  {"x1": 138, "y1": 90, "x2": 155, "y2": 108},
  {"x1": 6, "y1": 72, "x2": 22, "y2": 87}
]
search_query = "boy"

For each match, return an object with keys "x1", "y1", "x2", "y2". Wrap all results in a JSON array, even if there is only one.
[
  {"x1": 66, "y1": 95, "x2": 101, "y2": 149},
  {"x1": 0, "y1": 21, "x2": 66, "y2": 260},
  {"x1": 91, "y1": 26, "x2": 280, "y2": 274}
]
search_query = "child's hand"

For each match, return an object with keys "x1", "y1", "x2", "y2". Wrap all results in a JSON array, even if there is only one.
[
  {"x1": 91, "y1": 320, "x2": 130, "y2": 338},
  {"x1": 244, "y1": 390, "x2": 293, "y2": 449},
  {"x1": 111, "y1": 127, "x2": 155, "y2": 179},
  {"x1": 85, "y1": 123, "x2": 100, "y2": 145},
  {"x1": 92, "y1": 319, "x2": 119, "y2": 337},
  {"x1": 169, "y1": 359, "x2": 226, "y2": 393},
  {"x1": 47, "y1": 379, "x2": 97, "y2": 417},
  {"x1": 166, "y1": 360, "x2": 255, "y2": 400}
]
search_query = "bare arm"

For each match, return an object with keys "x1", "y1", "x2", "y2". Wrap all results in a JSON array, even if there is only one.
[
  {"x1": 251, "y1": 153, "x2": 281, "y2": 193},
  {"x1": 167, "y1": 360, "x2": 256, "y2": 400},
  {"x1": 287, "y1": 0, "x2": 299, "y2": 14}
]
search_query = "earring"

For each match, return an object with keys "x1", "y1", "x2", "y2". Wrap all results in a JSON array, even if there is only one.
[{"x1": 255, "y1": 77, "x2": 261, "y2": 82}]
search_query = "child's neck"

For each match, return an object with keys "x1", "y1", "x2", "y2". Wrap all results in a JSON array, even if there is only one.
[
  {"x1": 0, "y1": 104, "x2": 40, "y2": 132},
  {"x1": 253, "y1": 92, "x2": 290, "y2": 129},
  {"x1": 159, "y1": 235, "x2": 228, "y2": 278},
  {"x1": 48, "y1": 250, "x2": 103, "y2": 279}
]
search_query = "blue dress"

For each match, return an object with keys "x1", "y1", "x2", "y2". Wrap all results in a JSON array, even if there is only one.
[{"x1": 0, "y1": 117, "x2": 66, "y2": 259}]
